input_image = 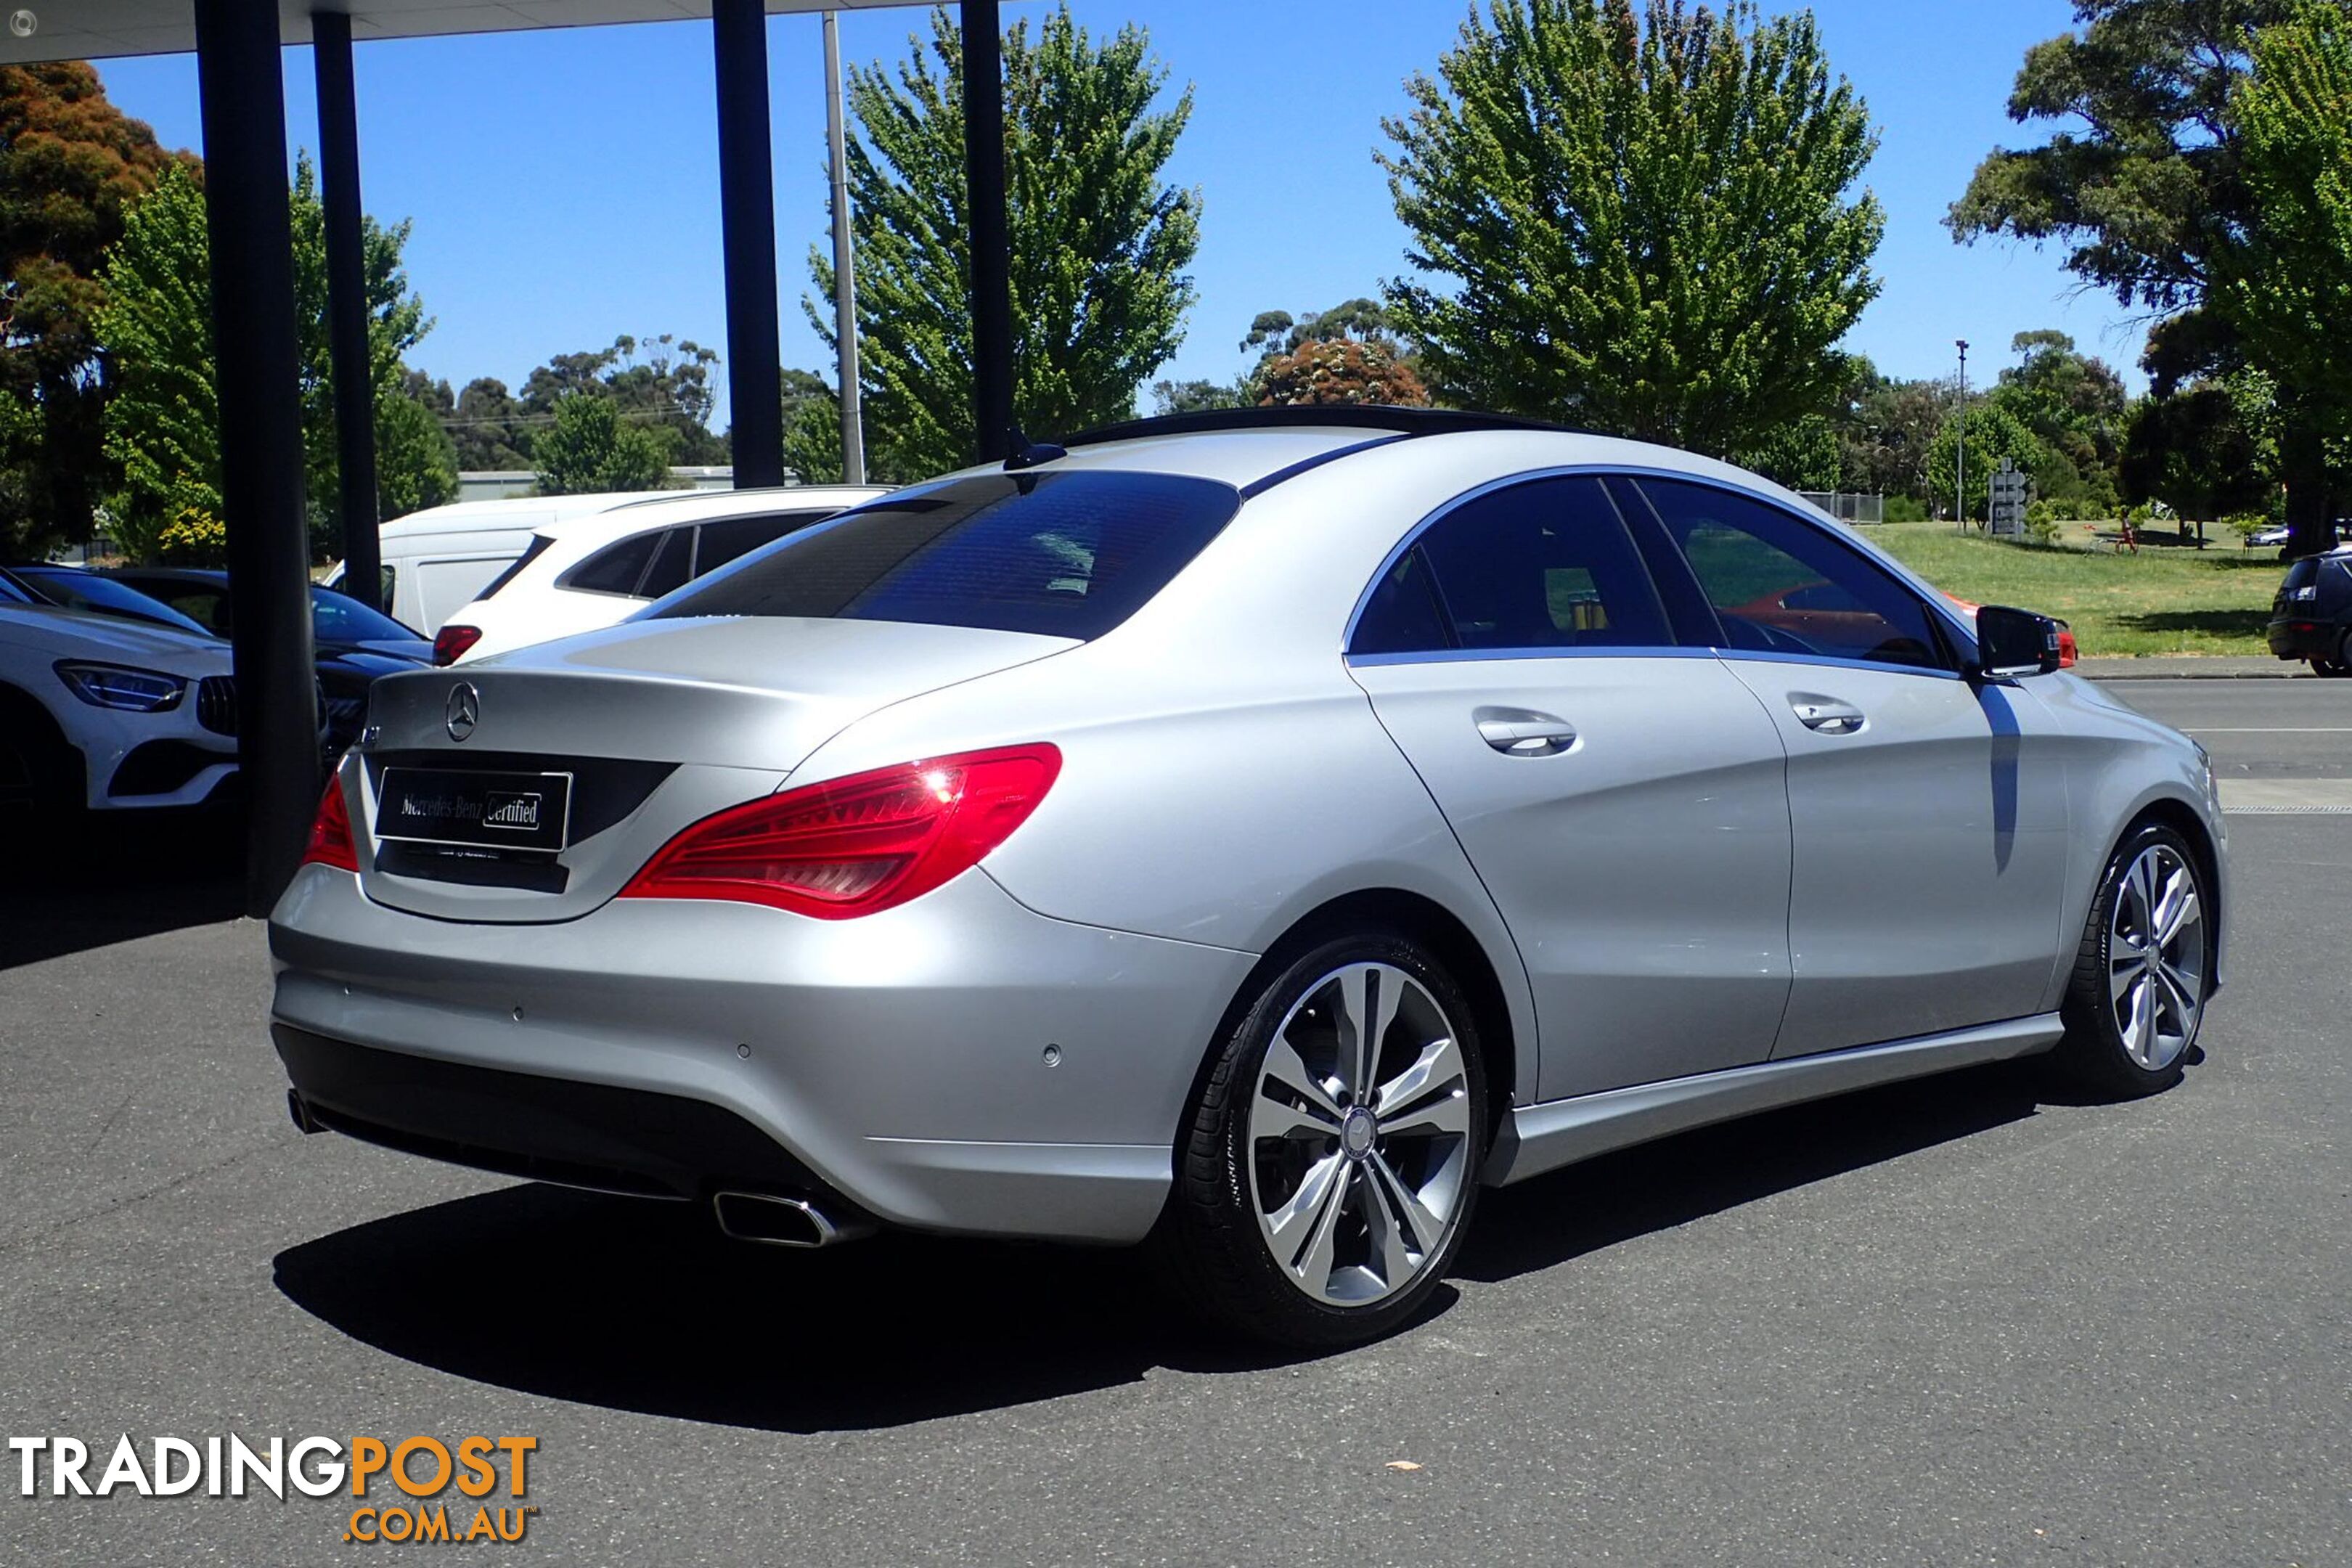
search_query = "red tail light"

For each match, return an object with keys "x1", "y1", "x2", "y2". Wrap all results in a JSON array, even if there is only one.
[
  {"x1": 618, "y1": 745, "x2": 1061, "y2": 919},
  {"x1": 433, "y1": 624, "x2": 482, "y2": 666},
  {"x1": 303, "y1": 774, "x2": 359, "y2": 872}
]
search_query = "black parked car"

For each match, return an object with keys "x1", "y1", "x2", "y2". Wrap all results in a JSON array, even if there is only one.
[
  {"x1": 15, "y1": 564, "x2": 432, "y2": 750},
  {"x1": 2266, "y1": 548, "x2": 2352, "y2": 677}
]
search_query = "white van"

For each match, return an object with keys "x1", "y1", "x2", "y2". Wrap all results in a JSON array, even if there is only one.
[{"x1": 323, "y1": 492, "x2": 664, "y2": 634}]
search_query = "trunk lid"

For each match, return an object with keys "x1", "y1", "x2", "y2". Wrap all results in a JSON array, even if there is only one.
[{"x1": 353, "y1": 616, "x2": 1074, "y2": 923}]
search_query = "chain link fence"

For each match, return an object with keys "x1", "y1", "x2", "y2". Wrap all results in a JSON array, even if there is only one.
[{"x1": 1797, "y1": 491, "x2": 1885, "y2": 525}]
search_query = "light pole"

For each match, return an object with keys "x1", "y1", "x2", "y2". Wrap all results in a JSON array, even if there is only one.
[
  {"x1": 1954, "y1": 339, "x2": 1970, "y2": 531},
  {"x1": 823, "y1": 10, "x2": 865, "y2": 483}
]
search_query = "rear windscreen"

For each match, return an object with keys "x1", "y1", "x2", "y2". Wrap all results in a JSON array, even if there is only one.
[{"x1": 652, "y1": 470, "x2": 1243, "y2": 641}]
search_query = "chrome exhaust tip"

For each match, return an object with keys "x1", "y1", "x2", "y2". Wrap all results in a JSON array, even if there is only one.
[{"x1": 711, "y1": 1191, "x2": 874, "y2": 1249}]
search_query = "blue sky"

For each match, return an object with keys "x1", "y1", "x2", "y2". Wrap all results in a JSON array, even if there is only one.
[{"x1": 93, "y1": 0, "x2": 2141, "y2": 434}]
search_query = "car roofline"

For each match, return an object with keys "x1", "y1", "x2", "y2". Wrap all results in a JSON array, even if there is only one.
[{"x1": 1060, "y1": 404, "x2": 1586, "y2": 447}]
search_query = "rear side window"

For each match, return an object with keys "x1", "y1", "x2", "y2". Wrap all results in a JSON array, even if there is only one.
[
  {"x1": 567, "y1": 531, "x2": 661, "y2": 595},
  {"x1": 694, "y1": 511, "x2": 832, "y2": 576},
  {"x1": 1352, "y1": 476, "x2": 1672, "y2": 655},
  {"x1": 638, "y1": 527, "x2": 695, "y2": 599},
  {"x1": 656, "y1": 472, "x2": 1244, "y2": 640}
]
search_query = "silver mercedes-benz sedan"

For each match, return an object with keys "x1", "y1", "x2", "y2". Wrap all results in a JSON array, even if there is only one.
[{"x1": 270, "y1": 408, "x2": 2227, "y2": 1347}]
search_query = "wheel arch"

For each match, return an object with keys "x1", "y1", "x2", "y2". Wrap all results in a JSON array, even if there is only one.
[
  {"x1": 2128, "y1": 793, "x2": 2225, "y2": 984},
  {"x1": 0, "y1": 677, "x2": 85, "y2": 808},
  {"x1": 1198, "y1": 887, "x2": 1524, "y2": 1146}
]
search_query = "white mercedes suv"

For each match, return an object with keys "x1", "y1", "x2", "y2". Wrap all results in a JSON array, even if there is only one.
[{"x1": 0, "y1": 568, "x2": 243, "y2": 820}]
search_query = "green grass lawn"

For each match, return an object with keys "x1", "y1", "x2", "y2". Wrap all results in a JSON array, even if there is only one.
[{"x1": 1864, "y1": 520, "x2": 2284, "y2": 658}]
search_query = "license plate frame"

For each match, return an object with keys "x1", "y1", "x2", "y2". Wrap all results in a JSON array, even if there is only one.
[{"x1": 375, "y1": 767, "x2": 574, "y2": 854}]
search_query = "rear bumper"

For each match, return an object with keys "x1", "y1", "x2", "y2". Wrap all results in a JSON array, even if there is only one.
[
  {"x1": 266, "y1": 865, "x2": 1254, "y2": 1243},
  {"x1": 2266, "y1": 618, "x2": 2339, "y2": 661}
]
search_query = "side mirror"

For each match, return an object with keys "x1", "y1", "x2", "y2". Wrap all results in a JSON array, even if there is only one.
[{"x1": 1973, "y1": 604, "x2": 2064, "y2": 678}]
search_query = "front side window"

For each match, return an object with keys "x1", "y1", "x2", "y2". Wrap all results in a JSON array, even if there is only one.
[
  {"x1": 1350, "y1": 475, "x2": 1673, "y2": 656},
  {"x1": 655, "y1": 471, "x2": 1243, "y2": 641},
  {"x1": 1634, "y1": 478, "x2": 1948, "y2": 672}
]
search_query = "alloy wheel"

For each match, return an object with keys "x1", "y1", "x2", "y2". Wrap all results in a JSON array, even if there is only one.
[
  {"x1": 2107, "y1": 842, "x2": 2207, "y2": 1071},
  {"x1": 1246, "y1": 963, "x2": 1473, "y2": 1307}
]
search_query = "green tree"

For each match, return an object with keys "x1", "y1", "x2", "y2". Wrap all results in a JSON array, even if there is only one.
[
  {"x1": 445, "y1": 376, "x2": 529, "y2": 470},
  {"x1": 1380, "y1": 0, "x2": 1883, "y2": 453},
  {"x1": 91, "y1": 163, "x2": 216, "y2": 561},
  {"x1": 781, "y1": 375, "x2": 846, "y2": 484},
  {"x1": 1840, "y1": 368, "x2": 1949, "y2": 502},
  {"x1": 0, "y1": 64, "x2": 176, "y2": 554},
  {"x1": 375, "y1": 382, "x2": 460, "y2": 520},
  {"x1": 809, "y1": 4, "x2": 1201, "y2": 478},
  {"x1": 1988, "y1": 330, "x2": 2128, "y2": 511},
  {"x1": 2120, "y1": 380, "x2": 2274, "y2": 522},
  {"x1": 96, "y1": 155, "x2": 433, "y2": 560},
  {"x1": 1738, "y1": 415, "x2": 1843, "y2": 492},
  {"x1": 1927, "y1": 402, "x2": 2048, "y2": 525},
  {"x1": 289, "y1": 155, "x2": 431, "y2": 552},
  {"x1": 531, "y1": 392, "x2": 674, "y2": 496},
  {"x1": 1151, "y1": 376, "x2": 1246, "y2": 416},
  {"x1": 521, "y1": 334, "x2": 726, "y2": 466},
  {"x1": 1948, "y1": 0, "x2": 2343, "y2": 552},
  {"x1": 2224, "y1": 2, "x2": 2352, "y2": 497}
]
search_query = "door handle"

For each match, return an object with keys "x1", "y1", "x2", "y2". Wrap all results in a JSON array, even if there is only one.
[
  {"x1": 1789, "y1": 694, "x2": 1866, "y2": 735},
  {"x1": 1474, "y1": 706, "x2": 1578, "y2": 756}
]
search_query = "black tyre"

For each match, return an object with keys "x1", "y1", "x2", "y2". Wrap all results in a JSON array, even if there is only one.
[
  {"x1": 0, "y1": 687, "x2": 84, "y2": 845},
  {"x1": 1156, "y1": 931, "x2": 1487, "y2": 1348},
  {"x1": 2054, "y1": 820, "x2": 2213, "y2": 1098}
]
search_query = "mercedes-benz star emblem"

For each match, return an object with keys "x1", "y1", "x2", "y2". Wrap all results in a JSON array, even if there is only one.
[{"x1": 445, "y1": 682, "x2": 480, "y2": 742}]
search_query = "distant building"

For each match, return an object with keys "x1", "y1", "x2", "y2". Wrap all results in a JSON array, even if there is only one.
[{"x1": 454, "y1": 467, "x2": 764, "y2": 505}]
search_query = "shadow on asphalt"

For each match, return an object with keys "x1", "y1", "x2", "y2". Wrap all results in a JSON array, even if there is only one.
[
  {"x1": 273, "y1": 1058, "x2": 2118, "y2": 1432},
  {"x1": 1456, "y1": 1059, "x2": 2062, "y2": 1283},
  {"x1": 274, "y1": 1182, "x2": 1313, "y2": 1432},
  {"x1": 0, "y1": 806, "x2": 245, "y2": 971}
]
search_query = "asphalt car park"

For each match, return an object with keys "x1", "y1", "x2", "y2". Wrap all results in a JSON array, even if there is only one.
[{"x1": 1, "y1": 675, "x2": 2347, "y2": 1565}]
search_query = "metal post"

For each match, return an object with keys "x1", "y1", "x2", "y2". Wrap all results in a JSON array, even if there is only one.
[
  {"x1": 960, "y1": 0, "x2": 1014, "y2": 462},
  {"x1": 194, "y1": 0, "x2": 319, "y2": 916},
  {"x1": 314, "y1": 10, "x2": 381, "y2": 612},
  {"x1": 712, "y1": 0, "x2": 785, "y2": 488},
  {"x1": 1954, "y1": 339, "x2": 1969, "y2": 532},
  {"x1": 823, "y1": 11, "x2": 865, "y2": 484}
]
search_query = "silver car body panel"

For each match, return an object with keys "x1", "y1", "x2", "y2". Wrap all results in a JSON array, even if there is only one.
[
  {"x1": 1489, "y1": 1012, "x2": 2065, "y2": 1185},
  {"x1": 271, "y1": 861, "x2": 1251, "y2": 1243},
  {"x1": 270, "y1": 423, "x2": 2230, "y2": 1243},
  {"x1": 1712, "y1": 653, "x2": 2075, "y2": 1058},
  {"x1": 355, "y1": 616, "x2": 1075, "y2": 923},
  {"x1": 1348, "y1": 649, "x2": 1795, "y2": 1101}
]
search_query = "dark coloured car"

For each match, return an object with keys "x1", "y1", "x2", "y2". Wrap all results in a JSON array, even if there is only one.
[
  {"x1": 105, "y1": 567, "x2": 434, "y2": 747},
  {"x1": 2266, "y1": 549, "x2": 2352, "y2": 677}
]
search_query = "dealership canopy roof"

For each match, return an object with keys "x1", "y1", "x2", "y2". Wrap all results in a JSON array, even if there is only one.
[{"x1": 0, "y1": 0, "x2": 915, "y2": 63}]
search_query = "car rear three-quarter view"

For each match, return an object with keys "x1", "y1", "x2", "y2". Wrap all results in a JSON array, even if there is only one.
[{"x1": 269, "y1": 408, "x2": 2229, "y2": 1347}]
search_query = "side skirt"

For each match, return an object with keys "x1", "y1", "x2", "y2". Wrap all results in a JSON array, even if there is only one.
[{"x1": 1485, "y1": 1014, "x2": 2064, "y2": 1187}]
